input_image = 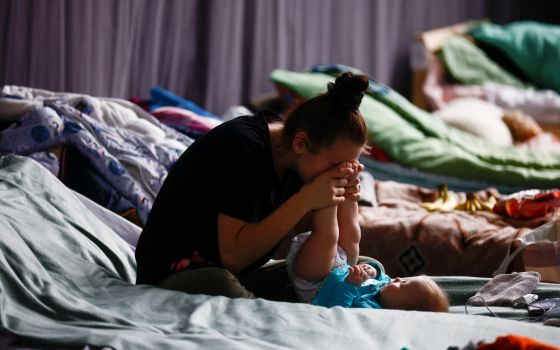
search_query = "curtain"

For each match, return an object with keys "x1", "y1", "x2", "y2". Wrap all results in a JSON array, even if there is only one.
[{"x1": 0, "y1": 0, "x2": 555, "y2": 115}]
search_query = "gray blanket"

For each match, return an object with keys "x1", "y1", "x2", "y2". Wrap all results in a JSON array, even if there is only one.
[{"x1": 0, "y1": 155, "x2": 559, "y2": 349}]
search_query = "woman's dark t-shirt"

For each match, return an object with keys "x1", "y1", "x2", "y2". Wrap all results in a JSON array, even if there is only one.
[{"x1": 135, "y1": 110, "x2": 303, "y2": 285}]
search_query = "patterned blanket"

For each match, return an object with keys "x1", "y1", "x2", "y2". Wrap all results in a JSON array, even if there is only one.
[{"x1": 358, "y1": 180, "x2": 554, "y2": 277}]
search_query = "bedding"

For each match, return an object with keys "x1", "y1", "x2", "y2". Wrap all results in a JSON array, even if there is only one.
[
  {"x1": 151, "y1": 106, "x2": 221, "y2": 139},
  {"x1": 0, "y1": 104, "x2": 154, "y2": 224},
  {"x1": 0, "y1": 86, "x2": 190, "y2": 151},
  {"x1": 72, "y1": 189, "x2": 141, "y2": 251},
  {"x1": 361, "y1": 156, "x2": 527, "y2": 194},
  {"x1": 469, "y1": 21, "x2": 560, "y2": 93},
  {"x1": 270, "y1": 68, "x2": 560, "y2": 189},
  {"x1": 0, "y1": 86, "x2": 194, "y2": 225},
  {"x1": 1, "y1": 154, "x2": 559, "y2": 349},
  {"x1": 357, "y1": 179, "x2": 558, "y2": 278},
  {"x1": 422, "y1": 50, "x2": 560, "y2": 126},
  {"x1": 149, "y1": 86, "x2": 220, "y2": 120},
  {"x1": 439, "y1": 35, "x2": 529, "y2": 89},
  {"x1": 57, "y1": 145, "x2": 143, "y2": 226}
]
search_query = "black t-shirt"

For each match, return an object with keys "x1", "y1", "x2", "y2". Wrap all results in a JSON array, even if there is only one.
[{"x1": 135, "y1": 110, "x2": 303, "y2": 285}]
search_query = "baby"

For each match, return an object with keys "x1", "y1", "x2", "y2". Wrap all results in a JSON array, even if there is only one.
[
  {"x1": 312, "y1": 262, "x2": 449, "y2": 312},
  {"x1": 286, "y1": 160, "x2": 448, "y2": 312}
]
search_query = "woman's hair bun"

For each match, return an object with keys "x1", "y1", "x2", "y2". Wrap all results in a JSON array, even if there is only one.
[{"x1": 327, "y1": 72, "x2": 369, "y2": 112}]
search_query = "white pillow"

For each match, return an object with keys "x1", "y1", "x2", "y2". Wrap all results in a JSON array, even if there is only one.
[{"x1": 433, "y1": 97, "x2": 513, "y2": 146}]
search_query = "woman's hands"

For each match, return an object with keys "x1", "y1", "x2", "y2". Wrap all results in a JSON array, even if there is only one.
[
  {"x1": 299, "y1": 165, "x2": 354, "y2": 210},
  {"x1": 345, "y1": 263, "x2": 377, "y2": 286},
  {"x1": 299, "y1": 161, "x2": 364, "y2": 211}
]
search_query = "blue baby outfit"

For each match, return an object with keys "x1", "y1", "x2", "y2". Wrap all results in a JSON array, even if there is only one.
[{"x1": 311, "y1": 261, "x2": 391, "y2": 308}]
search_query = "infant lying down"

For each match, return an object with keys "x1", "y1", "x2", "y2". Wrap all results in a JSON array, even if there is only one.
[
  {"x1": 312, "y1": 262, "x2": 449, "y2": 311},
  {"x1": 287, "y1": 232, "x2": 449, "y2": 312}
]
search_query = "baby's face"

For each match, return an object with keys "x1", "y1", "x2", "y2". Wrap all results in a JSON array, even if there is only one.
[{"x1": 378, "y1": 276, "x2": 427, "y2": 310}]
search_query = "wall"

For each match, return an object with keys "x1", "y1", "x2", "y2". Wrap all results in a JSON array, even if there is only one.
[{"x1": 0, "y1": 0, "x2": 557, "y2": 114}]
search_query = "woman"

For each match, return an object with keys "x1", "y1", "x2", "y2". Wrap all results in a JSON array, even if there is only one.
[{"x1": 135, "y1": 72, "x2": 370, "y2": 300}]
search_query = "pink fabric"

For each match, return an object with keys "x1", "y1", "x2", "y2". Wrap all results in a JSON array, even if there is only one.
[
  {"x1": 422, "y1": 52, "x2": 485, "y2": 111},
  {"x1": 152, "y1": 106, "x2": 221, "y2": 133},
  {"x1": 521, "y1": 132, "x2": 560, "y2": 152}
]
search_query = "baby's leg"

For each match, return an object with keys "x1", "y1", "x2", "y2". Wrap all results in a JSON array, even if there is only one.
[
  {"x1": 292, "y1": 205, "x2": 339, "y2": 282},
  {"x1": 337, "y1": 198, "x2": 360, "y2": 265},
  {"x1": 337, "y1": 162, "x2": 362, "y2": 265}
]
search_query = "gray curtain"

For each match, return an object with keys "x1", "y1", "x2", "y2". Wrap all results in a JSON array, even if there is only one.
[{"x1": 0, "y1": 0, "x2": 556, "y2": 115}]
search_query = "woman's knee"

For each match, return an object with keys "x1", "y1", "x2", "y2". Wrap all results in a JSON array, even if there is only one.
[
  {"x1": 204, "y1": 268, "x2": 254, "y2": 297},
  {"x1": 159, "y1": 267, "x2": 254, "y2": 299}
]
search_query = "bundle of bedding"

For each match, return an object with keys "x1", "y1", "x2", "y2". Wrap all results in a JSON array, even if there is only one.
[
  {"x1": 421, "y1": 21, "x2": 560, "y2": 140},
  {"x1": 361, "y1": 156, "x2": 526, "y2": 194},
  {"x1": 1, "y1": 154, "x2": 560, "y2": 349},
  {"x1": 0, "y1": 85, "x2": 194, "y2": 225},
  {"x1": 270, "y1": 68, "x2": 560, "y2": 189}
]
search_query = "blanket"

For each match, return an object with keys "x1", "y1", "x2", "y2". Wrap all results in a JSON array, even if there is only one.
[
  {"x1": 270, "y1": 69, "x2": 560, "y2": 188},
  {"x1": 1, "y1": 155, "x2": 559, "y2": 349},
  {"x1": 358, "y1": 180, "x2": 555, "y2": 277},
  {"x1": 0, "y1": 86, "x2": 193, "y2": 224}
]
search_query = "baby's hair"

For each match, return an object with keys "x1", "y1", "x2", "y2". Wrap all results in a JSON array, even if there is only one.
[
  {"x1": 282, "y1": 72, "x2": 369, "y2": 152},
  {"x1": 411, "y1": 276, "x2": 449, "y2": 312}
]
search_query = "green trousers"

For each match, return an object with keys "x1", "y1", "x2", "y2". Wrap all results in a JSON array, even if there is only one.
[{"x1": 159, "y1": 257, "x2": 376, "y2": 302}]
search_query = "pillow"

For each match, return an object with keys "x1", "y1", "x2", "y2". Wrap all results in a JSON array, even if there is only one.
[
  {"x1": 469, "y1": 21, "x2": 560, "y2": 93},
  {"x1": 432, "y1": 98, "x2": 513, "y2": 146},
  {"x1": 439, "y1": 35, "x2": 529, "y2": 89},
  {"x1": 149, "y1": 86, "x2": 220, "y2": 120}
]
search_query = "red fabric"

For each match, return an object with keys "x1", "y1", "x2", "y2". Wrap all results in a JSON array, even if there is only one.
[
  {"x1": 493, "y1": 190, "x2": 560, "y2": 220},
  {"x1": 152, "y1": 106, "x2": 221, "y2": 132},
  {"x1": 274, "y1": 84, "x2": 305, "y2": 110},
  {"x1": 365, "y1": 143, "x2": 392, "y2": 162},
  {"x1": 128, "y1": 97, "x2": 152, "y2": 112},
  {"x1": 477, "y1": 334, "x2": 559, "y2": 350}
]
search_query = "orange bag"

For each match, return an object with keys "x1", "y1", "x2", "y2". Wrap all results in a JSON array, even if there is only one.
[
  {"x1": 477, "y1": 334, "x2": 559, "y2": 350},
  {"x1": 493, "y1": 190, "x2": 560, "y2": 220}
]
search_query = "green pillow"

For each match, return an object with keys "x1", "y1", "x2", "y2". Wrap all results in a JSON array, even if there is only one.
[
  {"x1": 440, "y1": 35, "x2": 529, "y2": 89},
  {"x1": 469, "y1": 21, "x2": 560, "y2": 93}
]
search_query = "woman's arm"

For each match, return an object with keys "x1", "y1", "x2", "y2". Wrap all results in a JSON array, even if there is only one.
[
  {"x1": 219, "y1": 165, "x2": 353, "y2": 274},
  {"x1": 272, "y1": 211, "x2": 312, "y2": 259}
]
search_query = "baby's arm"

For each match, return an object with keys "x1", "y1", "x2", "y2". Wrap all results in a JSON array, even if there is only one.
[
  {"x1": 345, "y1": 264, "x2": 377, "y2": 286},
  {"x1": 337, "y1": 162, "x2": 363, "y2": 265},
  {"x1": 314, "y1": 264, "x2": 377, "y2": 308},
  {"x1": 292, "y1": 205, "x2": 339, "y2": 282}
]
